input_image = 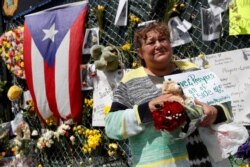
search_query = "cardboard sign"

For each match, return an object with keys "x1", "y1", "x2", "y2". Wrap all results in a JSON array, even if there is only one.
[
  {"x1": 165, "y1": 69, "x2": 231, "y2": 105},
  {"x1": 194, "y1": 48, "x2": 250, "y2": 125}
]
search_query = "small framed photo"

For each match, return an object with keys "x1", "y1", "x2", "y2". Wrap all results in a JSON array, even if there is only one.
[
  {"x1": 82, "y1": 28, "x2": 99, "y2": 55},
  {"x1": 80, "y1": 64, "x2": 95, "y2": 91}
]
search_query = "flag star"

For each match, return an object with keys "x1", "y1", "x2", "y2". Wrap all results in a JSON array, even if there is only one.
[{"x1": 42, "y1": 24, "x2": 58, "y2": 42}]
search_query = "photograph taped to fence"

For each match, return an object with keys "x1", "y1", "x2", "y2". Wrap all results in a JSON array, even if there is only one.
[
  {"x1": 168, "y1": 16, "x2": 192, "y2": 47},
  {"x1": 80, "y1": 64, "x2": 94, "y2": 91},
  {"x1": 201, "y1": 8, "x2": 222, "y2": 41},
  {"x1": 208, "y1": 0, "x2": 231, "y2": 16},
  {"x1": 82, "y1": 28, "x2": 99, "y2": 55}
]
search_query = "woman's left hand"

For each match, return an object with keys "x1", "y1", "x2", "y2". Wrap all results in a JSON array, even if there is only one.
[{"x1": 194, "y1": 100, "x2": 218, "y2": 127}]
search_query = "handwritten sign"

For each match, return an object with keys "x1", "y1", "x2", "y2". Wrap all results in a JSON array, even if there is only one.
[
  {"x1": 92, "y1": 69, "x2": 125, "y2": 126},
  {"x1": 194, "y1": 48, "x2": 250, "y2": 125},
  {"x1": 165, "y1": 69, "x2": 231, "y2": 105},
  {"x1": 229, "y1": 0, "x2": 250, "y2": 35}
]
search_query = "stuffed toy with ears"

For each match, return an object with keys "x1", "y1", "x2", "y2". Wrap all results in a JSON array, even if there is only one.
[
  {"x1": 161, "y1": 80, "x2": 189, "y2": 105},
  {"x1": 90, "y1": 45, "x2": 120, "y2": 71}
]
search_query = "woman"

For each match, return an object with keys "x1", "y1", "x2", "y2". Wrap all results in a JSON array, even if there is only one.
[{"x1": 105, "y1": 22, "x2": 233, "y2": 167}]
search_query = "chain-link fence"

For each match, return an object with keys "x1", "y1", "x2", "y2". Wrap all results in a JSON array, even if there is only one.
[{"x1": 1, "y1": 0, "x2": 250, "y2": 166}]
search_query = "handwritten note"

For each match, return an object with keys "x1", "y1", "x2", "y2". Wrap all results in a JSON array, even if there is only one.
[
  {"x1": 194, "y1": 48, "x2": 250, "y2": 125},
  {"x1": 229, "y1": 0, "x2": 250, "y2": 35},
  {"x1": 165, "y1": 69, "x2": 230, "y2": 105},
  {"x1": 92, "y1": 69, "x2": 125, "y2": 126}
]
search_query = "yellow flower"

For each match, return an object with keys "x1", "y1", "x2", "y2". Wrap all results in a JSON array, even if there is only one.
[
  {"x1": 108, "y1": 150, "x2": 116, "y2": 156},
  {"x1": 103, "y1": 105, "x2": 111, "y2": 115},
  {"x1": 88, "y1": 99, "x2": 93, "y2": 107},
  {"x1": 82, "y1": 147, "x2": 88, "y2": 154},
  {"x1": 17, "y1": 70, "x2": 23, "y2": 77},
  {"x1": 198, "y1": 53, "x2": 206, "y2": 59},
  {"x1": 97, "y1": 5, "x2": 104, "y2": 11},
  {"x1": 7, "y1": 85, "x2": 23, "y2": 101},
  {"x1": 130, "y1": 15, "x2": 140, "y2": 23},
  {"x1": 20, "y1": 62, "x2": 24, "y2": 67},
  {"x1": 132, "y1": 61, "x2": 138, "y2": 68},
  {"x1": 204, "y1": 64, "x2": 210, "y2": 69},
  {"x1": 84, "y1": 98, "x2": 88, "y2": 104},
  {"x1": 108, "y1": 143, "x2": 118, "y2": 150},
  {"x1": 122, "y1": 43, "x2": 131, "y2": 51},
  {"x1": 38, "y1": 164, "x2": 43, "y2": 167}
]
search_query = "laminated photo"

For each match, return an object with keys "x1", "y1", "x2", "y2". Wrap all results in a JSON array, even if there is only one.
[
  {"x1": 201, "y1": 8, "x2": 222, "y2": 41},
  {"x1": 168, "y1": 16, "x2": 192, "y2": 47},
  {"x1": 208, "y1": 0, "x2": 232, "y2": 16},
  {"x1": 80, "y1": 64, "x2": 95, "y2": 91},
  {"x1": 82, "y1": 28, "x2": 99, "y2": 54}
]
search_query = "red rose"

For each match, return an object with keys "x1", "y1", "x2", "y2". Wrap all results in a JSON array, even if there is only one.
[{"x1": 152, "y1": 101, "x2": 186, "y2": 131}]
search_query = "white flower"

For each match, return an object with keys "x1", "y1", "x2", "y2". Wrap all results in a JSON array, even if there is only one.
[
  {"x1": 36, "y1": 130, "x2": 55, "y2": 149},
  {"x1": 15, "y1": 154, "x2": 21, "y2": 159},
  {"x1": 70, "y1": 136, "x2": 76, "y2": 145},
  {"x1": 14, "y1": 138, "x2": 22, "y2": 147},
  {"x1": 31, "y1": 130, "x2": 38, "y2": 136}
]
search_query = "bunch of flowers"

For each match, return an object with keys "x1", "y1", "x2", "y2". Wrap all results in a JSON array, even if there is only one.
[
  {"x1": 11, "y1": 121, "x2": 33, "y2": 159},
  {"x1": 83, "y1": 97, "x2": 94, "y2": 118},
  {"x1": 235, "y1": 141, "x2": 250, "y2": 164},
  {"x1": 129, "y1": 15, "x2": 140, "y2": 28},
  {"x1": 0, "y1": 26, "x2": 25, "y2": 79},
  {"x1": 163, "y1": 0, "x2": 186, "y2": 23},
  {"x1": 152, "y1": 101, "x2": 186, "y2": 131},
  {"x1": 107, "y1": 142, "x2": 118, "y2": 157},
  {"x1": 24, "y1": 99, "x2": 36, "y2": 113},
  {"x1": 119, "y1": 42, "x2": 140, "y2": 68},
  {"x1": 54, "y1": 123, "x2": 71, "y2": 141},
  {"x1": 36, "y1": 130, "x2": 54, "y2": 150},
  {"x1": 73, "y1": 126, "x2": 102, "y2": 154},
  {"x1": 81, "y1": 129, "x2": 102, "y2": 154}
]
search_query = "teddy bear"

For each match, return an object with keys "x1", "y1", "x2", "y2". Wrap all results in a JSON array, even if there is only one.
[
  {"x1": 90, "y1": 44, "x2": 120, "y2": 71},
  {"x1": 161, "y1": 80, "x2": 189, "y2": 105},
  {"x1": 161, "y1": 80, "x2": 203, "y2": 119}
]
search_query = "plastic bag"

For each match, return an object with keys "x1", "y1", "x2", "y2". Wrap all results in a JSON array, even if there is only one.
[{"x1": 199, "y1": 122, "x2": 249, "y2": 162}]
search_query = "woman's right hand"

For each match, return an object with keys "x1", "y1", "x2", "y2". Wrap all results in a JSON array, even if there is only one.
[{"x1": 148, "y1": 94, "x2": 173, "y2": 112}]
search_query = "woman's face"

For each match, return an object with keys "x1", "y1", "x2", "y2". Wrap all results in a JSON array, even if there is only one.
[{"x1": 138, "y1": 30, "x2": 172, "y2": 70}]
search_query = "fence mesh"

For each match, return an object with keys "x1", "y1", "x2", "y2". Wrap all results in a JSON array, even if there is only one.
[{"x1": 1, "y1": 0, "x2": 250, "y2": 166}]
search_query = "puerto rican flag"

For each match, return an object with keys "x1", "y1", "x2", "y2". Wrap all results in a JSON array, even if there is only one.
[{"x1": 23, "y1": 2, "x2": 88, "y2": 122}]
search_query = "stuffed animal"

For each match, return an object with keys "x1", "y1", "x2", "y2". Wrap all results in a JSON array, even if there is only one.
[
  {"x1": 161, "y1": 80, "x2": 189, "y2": 105},
  {"x1": 90, "y1": 45, "x2": 120, "y2": 71}
]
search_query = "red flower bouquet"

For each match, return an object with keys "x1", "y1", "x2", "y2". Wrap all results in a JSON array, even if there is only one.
[{"x1": 152, "y1": 101, "x2": 186, "y2": 131}]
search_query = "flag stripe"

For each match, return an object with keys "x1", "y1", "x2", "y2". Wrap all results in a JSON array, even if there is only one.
[
  {"x1": 55, "y1": 31, "x2": 71, "y2": 119},
  {"x1": 68, "y1": 8, "x2": 87, "y2": 121},
  {"x1": 23, "y1": 23, "x2": 43, "y2": 120},
  {"x1": 32, "y1": 39, "x2": 54, "y2": 119},
  {"x1": 24, "y1": 23, "x2": 53, "y2": 122}
]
